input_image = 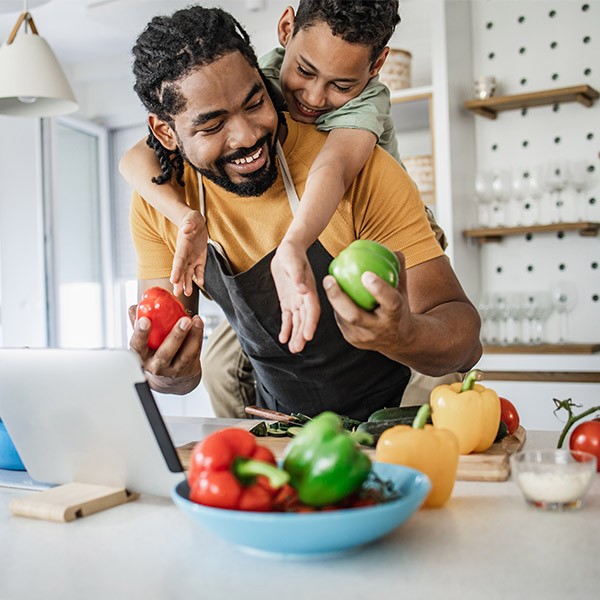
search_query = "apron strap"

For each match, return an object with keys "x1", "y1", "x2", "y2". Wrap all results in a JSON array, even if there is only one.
[
  {"x1": 195, "y1": 141, "x2": 301, "y2": 260},
  {"x1": 196, "y1": 140, "x2": 301, "y2": 226}
]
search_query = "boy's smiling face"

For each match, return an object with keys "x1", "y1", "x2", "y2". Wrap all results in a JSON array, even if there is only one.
[{"x1": 277, "y1": 9, "x2": 387, "y2": 124}]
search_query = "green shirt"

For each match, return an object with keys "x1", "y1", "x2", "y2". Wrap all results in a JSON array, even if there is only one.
[{"x1": 259, "y1": 48, "x2": 400, "y2": 162}]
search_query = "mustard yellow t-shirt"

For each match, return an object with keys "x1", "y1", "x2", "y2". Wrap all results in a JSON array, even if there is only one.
[{"x1": 130, "y1": 115, "x2": 442, "y2": 280}]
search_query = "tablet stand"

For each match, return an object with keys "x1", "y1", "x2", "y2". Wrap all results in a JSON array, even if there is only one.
[{"x1": 9, "y1": 482, "x2": 139, "y2": 522}]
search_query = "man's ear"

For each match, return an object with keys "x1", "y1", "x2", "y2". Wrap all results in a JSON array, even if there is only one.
[
  {"x1": 148, "y1": 114, "x2": 178, "y2": 151},
  {"x1": 277, "y1": 6, "x2": 295, "y2": 47},
  {"x1": 369, "y1": 47, "x2": 390, "y2": 77}
]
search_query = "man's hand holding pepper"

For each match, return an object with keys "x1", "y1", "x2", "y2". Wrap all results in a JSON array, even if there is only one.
[
  {"x1": 323, "y1": 251, "x2": 482, "y2": 377},
  {"x1": 322, "y1": 251, "x2": 414, "y2": 354},
  {"x1": 128, "y1": 304, "x2": 204, "y2": 395}
]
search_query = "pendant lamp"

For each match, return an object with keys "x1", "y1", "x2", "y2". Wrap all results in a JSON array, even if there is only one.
[{"x1": 0, "y1": 1, "x2": 78, "y2": 117}]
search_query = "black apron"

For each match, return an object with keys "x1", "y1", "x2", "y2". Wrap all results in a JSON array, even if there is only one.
[{"x1": 199, "y1": 144, "x2": 410, "y2": 422}]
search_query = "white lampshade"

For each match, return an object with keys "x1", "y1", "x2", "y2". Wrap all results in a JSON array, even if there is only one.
[{"x1": 0, "y1": 19, "x2": 78, "y2": 117}]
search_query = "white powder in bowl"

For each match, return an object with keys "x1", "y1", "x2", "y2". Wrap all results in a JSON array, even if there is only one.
[{"x1": 517, "y1": 471, "x2": 593, "y2": 503}]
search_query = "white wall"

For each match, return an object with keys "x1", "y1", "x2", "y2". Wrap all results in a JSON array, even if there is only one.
[{"x1": 0, "y1": 117, "x2": 47, "y2": 347}]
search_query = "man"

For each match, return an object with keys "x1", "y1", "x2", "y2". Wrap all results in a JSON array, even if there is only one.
[{"x1": 128, "y1": 6, "x2": 482, "y2": 421}]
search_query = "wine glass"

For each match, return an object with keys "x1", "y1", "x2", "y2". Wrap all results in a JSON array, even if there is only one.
[
  {"x1": 506, "y1": 292, "x2": 526, "y2": 344},
  {"x1": 474, "y1": 171, "x2": 494, "y2": 227},
  {"x1": 523, "y1": 165, "x2": 546, "y2": 225},
  {"x1": 511, "y1": 170, "x2": 527, "y2": 226},
  {"x1": 490, "y1": 170, "x2": 512, "y2": 227},
  {"x1": 570, "y1": 161, "x2": 595, "y2": 222},
  {"x1": 477, "y1": 292, "x2": 497, "y2": 344},
  {"x1": 491, "y1": 292, "x2": 510, "y2": 345},
  {"x1": 523, "y1": 291, "x2": 553, "y2": 344},
  {"x1": 551, "y1": 282, "x2": 577, "y2": 343},
  {"x1": 546, "y1": 160, "x2": 571, "y2": 223}
]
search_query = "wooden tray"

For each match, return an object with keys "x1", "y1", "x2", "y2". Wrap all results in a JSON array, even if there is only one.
[{"x1": 177, "y1": 425, "x2": 526, "y2": 483}]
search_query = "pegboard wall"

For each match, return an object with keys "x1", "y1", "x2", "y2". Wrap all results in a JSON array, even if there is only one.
[{"x1": 470, "y1": 0, "x2": 600, "y2": 344}]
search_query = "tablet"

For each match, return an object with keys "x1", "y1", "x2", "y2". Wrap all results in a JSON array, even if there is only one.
[{"x1": 0, "y1": 348, "x2": 184, "y2": 497}]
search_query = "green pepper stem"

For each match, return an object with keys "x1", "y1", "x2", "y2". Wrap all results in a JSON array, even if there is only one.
[
  {"x1": 460, "y1": 369, "x2": 482, "y2": 393},
  {"x1": 556, "y1": 403, "x2": 600, "y2": 448},
  {"x1": 412, "y1": 404, "x2": 431, "y2": 429},
  {"x1": 234, "y1": 458, "x2": 290, "y2": 489}
]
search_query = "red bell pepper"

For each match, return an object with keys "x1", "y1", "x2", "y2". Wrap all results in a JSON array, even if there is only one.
[
  {"x1": 136, "y1": 286, "x2": 188, "y2": 350},
  {"x1": 188, "y1": 428, "x2": 289, "y2": 511}
]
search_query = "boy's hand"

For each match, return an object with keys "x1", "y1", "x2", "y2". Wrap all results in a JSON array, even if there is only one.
[
  {"x1": 271, "y1": 240, "x2": 321, "y2": 354},
  {"x1": 171, "y1": 210, "x2": 208, "y2": 297}
]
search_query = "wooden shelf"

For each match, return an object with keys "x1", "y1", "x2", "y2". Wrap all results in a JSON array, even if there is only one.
[
  {"x1": 482, "y1": 370, "x2": 600, "y2": 383},
  {"x1": 463, "y1": 221, "x2": 599, "y2": 243},
  {"x1": 484, "y1": 343, "x2": 600, "y2": 355},
  {"x1": 390, "y1": 85, "x2": 433, "y2": 104},
  {"x1": 464, "y1": 84, "x2": 599, "y2": 119}
]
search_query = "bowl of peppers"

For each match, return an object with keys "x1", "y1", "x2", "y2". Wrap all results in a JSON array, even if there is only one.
[{"x1": 172, "y1": 412, "x2": 431, "y2": 558}]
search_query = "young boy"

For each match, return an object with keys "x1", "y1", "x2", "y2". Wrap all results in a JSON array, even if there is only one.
[{"x1": 120, "y1": 0, "x2": 446, "y2": 356}]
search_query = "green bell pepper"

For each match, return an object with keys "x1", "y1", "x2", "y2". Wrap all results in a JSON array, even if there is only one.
[
  {"x1": 328, "y1": 240, "x2": 401, "y2": 310},
  {"x1": 282, "y1": 411, "x2": 372, "y2": 507}
]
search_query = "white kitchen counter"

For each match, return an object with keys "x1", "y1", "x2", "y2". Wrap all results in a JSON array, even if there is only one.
[{"x1": 1, "y1": 420, "x2": 598, "y2": 600}]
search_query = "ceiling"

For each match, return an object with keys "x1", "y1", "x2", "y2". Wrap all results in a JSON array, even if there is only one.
[{"x1": 0, "y1": 0, "x2": 282, "y2": 67}]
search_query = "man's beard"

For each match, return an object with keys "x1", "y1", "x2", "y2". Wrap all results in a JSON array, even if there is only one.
[{"x1": 180, "y1": 133, "x2": 278, "y2": 197}]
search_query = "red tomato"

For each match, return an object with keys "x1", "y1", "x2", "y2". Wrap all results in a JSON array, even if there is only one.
[
  {"x1": 569, "y1": 420, "x2": 600, "y2": 471},
  {"x1": 499, "y1": 397, "x2": 520, "y2": 435},
  {"x1": 136, "y1": 286, "x2": 188, "y2": 350}
]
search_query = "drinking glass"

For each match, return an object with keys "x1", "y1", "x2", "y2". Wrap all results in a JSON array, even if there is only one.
[
  {"x1": 511, "y1": 171, "x2": 527, "y2": 226},
  {"x1": 523, "y1": 291, "x2": 553, "y2": 344},
  {"x1": 523, "y1": 166, "x2": 546, "y2": 225},
  {"x1": 474, "y1": 171, "x2": 494, "y2": 227},
  {"x1": 491, "y1": 292, "x2": 511, "y2": 345},
  {"x1": 570, "y1": 161, "x2": 594, "y2": 221},
  {"x1": 491, "y1": 170, "x2": 512, "y2": 227},
  {"x1": 506, "y1": 292, "x2": 526, "y2": 344},
  {"x1": 477, "y1": 292, "x2": 496, "y2": 344},
  {"x1": 551, "y1": 282, "x2": 577, "y2": 343},
  {"x1": 546, "y1": 160, "x2": 571, "y2": 223}
]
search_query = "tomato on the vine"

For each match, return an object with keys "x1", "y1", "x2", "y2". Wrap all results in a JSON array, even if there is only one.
[
  {"x1": 136, "y1": 286, "x2": 188, "y2": 350},
  {"x1": 569, "y1": 420, "x2": 600, "y2": 471},
  {"x1": 499, "y1": 397, "x2": 520, "y2": 435}
]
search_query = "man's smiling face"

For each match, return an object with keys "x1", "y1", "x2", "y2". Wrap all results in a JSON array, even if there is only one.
[{"x1": 153, "y1": 51, "x2": 280, "y2": 196}]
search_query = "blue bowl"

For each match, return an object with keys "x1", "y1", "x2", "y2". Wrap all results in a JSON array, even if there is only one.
[
  {"x1": 0, "y1": 420, "x2": 26, "y2": 471},
  {"x1": 172, "y1": 462, "x2": 430, "y2": 558}
]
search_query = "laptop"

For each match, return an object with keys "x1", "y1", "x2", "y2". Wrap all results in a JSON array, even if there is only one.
[{"x1": 0, "y1": 348, "x2": 185, "y2": 497}]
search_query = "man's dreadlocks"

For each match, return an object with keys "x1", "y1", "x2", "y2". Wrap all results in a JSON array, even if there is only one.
[{"x1": 131, "y1": 6, "x2": 260, "y2": 186}]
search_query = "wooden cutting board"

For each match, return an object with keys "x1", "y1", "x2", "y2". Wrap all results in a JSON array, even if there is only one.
[{"x1": 176, "y1": 424, "x2": 526, "y2": 482}]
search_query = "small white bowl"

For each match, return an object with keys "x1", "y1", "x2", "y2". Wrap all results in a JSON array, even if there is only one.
[{"x1": 510, "y1": 449, "x2": 596, "y2": 511}]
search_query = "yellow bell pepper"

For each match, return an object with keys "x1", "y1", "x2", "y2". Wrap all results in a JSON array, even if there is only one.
[
  {"x1": 430, "y1": 369, "x2": 501, "y2": 455},
  {"x1": 375, "y1": 405, "x2": 459, "y2": 508}
]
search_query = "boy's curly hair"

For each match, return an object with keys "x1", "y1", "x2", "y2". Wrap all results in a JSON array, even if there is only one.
[
  {"x1": 131, "y1": 6, "x2": 260, "y2": 185},
  {"x1": 294, "y1": 0, "x2": 401, "y2": 66}
]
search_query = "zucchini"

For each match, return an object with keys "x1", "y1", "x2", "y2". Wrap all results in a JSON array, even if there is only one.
[
  {"x1": 367, "y1": 405, "x2": 424, "y2": 424},
  {"x1": 249, "y1": 421, "x2": 268, "y2": 437},
  {"x1": 356, "y1": 419, "x2": 409, "y2": 447},
  {"x1": 494, "y1": 420, "x2": 508, "y2": 443}
]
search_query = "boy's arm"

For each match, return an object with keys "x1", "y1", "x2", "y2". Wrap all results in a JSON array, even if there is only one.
[
  {"x1": 119, "y1": 138, "x2": 191, "y2": 226},
  {"x1": 284, "y1": 128, "x2": 377, "y2": 249},
  {"x1": 272, "y1": 128, "x2": 377, "y2": 353},
  {"x1": 120, "y1": 139, "x2": 207, "y2": 296}
]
